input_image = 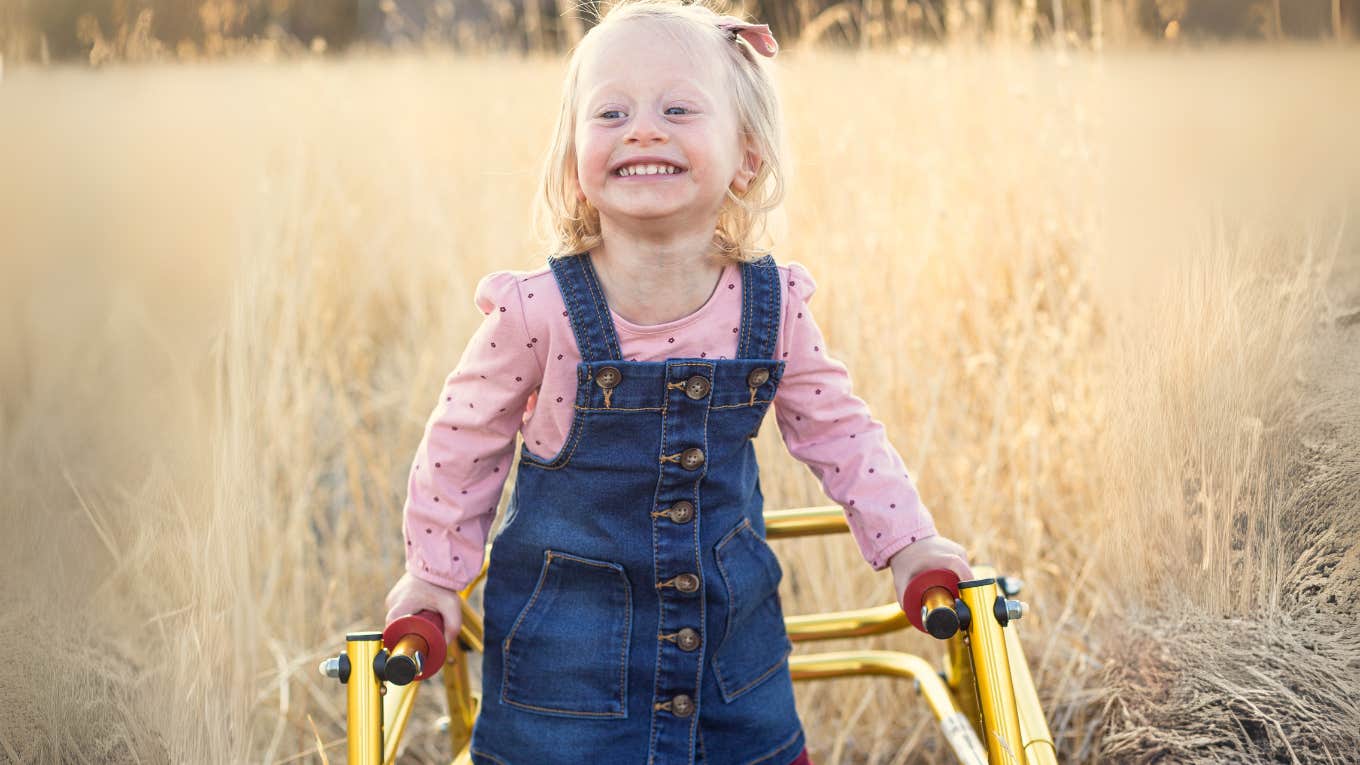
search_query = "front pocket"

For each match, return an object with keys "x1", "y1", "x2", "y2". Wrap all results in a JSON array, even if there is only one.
[
  {"x1": 711, "y1": 519, "x2": 793, "y2": 702},
  {"x1": 501, "y1": 550, "x2": 632, "y2": 718}
]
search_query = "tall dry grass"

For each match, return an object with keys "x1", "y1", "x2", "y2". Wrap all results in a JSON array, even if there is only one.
[{"x1": 1, "y1": 46, "x2": 1357, "y2": 763}]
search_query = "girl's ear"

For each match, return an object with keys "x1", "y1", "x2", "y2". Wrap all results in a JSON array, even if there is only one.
[{"x1": 730, "y1": 136, "x2": 762, "y2": 195}]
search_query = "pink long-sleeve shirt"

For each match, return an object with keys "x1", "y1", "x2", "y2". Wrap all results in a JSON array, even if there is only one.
[{"x1": 403, "y1": 259, "x2": 938, "y2": 592}]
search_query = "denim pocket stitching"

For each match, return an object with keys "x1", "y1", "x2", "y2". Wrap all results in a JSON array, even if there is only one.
[
  {"x1": 712, "y1": 519, "x2": 790, "y2": 702},
  {"x1": 500, "y1": 550, "x2": 631, "y2": 718}
]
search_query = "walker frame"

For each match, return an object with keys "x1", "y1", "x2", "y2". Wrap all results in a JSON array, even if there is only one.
[{"x1": 321, "y1": 504, "x2": 1057, "y2": 765}]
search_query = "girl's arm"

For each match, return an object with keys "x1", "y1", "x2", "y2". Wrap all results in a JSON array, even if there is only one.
[
  {"x1": 771, "y1": 262, "x2": 939, "y2": 570},
  {"x1": 403, "y1": 270, "x2": 544, "y2": 592}
]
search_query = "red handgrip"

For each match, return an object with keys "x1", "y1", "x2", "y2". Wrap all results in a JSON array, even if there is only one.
[
  {"x1": 382, "y1": 609, "x2": 447, "y2": 682},
  {"x1": 901, "y1": 568, "x2": 961, "y2": 635}
]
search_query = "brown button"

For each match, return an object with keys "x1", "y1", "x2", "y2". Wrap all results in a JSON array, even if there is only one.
[
  {"x1": 680, "y1": 448, "x2": 705, "y2": 470},
  {"x1": 667, "y1": 501, "x2": 694, "y2": 524},
  {"x1": 747, "y1": 368, "x2": 770, "y2": 387},
  {"x1": 670, "y1": 694, "x2": 694, "y2": 717},
  {"x1": 676, "y1": 628, "x2": 701, "y2": 652},
  {"x1": 596, "y1": 366, "x2": 622, "y2": 389},
  {"x1": 683, "y1": 375, "x2": 711, "y2": 400},
  {"x1": 674, "y1": 573, "x2": 700, "y2": 593}
]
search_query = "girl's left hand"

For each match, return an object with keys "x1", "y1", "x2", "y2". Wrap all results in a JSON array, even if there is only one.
[{"x1": 888, "y1": 534, "x2": 974, "y2": 610}]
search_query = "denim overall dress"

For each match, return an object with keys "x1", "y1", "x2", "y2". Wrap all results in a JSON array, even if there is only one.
[{"x1": 470, "y1": 252, "x2": 805, "y2": 765}]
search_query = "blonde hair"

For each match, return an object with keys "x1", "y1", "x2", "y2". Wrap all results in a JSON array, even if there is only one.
[{"x1": 532, "y1": 0, "x2": 786, "y2": 264}]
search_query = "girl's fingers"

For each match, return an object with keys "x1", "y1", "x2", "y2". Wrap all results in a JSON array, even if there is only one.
[
  {"x1": 944, "y1": 554, "x2": 973, "y2": 580},
  {"x1": 941, "y1": 538, "x2": 967, "y2": 558},
  {"x1": 442, "y1": 607, "x2": 462, "y2": 645},
  {"x1": 915, "y1": 553, "x2": 972, "y2": 582}
]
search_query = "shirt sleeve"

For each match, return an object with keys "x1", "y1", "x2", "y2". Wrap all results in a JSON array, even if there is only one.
[
  {"x1": 772, "y1": 262, "x2": 939, "y2": 570},
  {"x1": 403, "y1": 271, "x2": 544, "y2": 591}
]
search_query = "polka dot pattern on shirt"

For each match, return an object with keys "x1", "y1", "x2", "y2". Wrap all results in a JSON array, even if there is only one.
[{"x1": 403, "y1": 262, "x2": 934, "y2": 589}]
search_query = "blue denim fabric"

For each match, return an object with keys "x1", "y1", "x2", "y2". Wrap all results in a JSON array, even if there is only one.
[{"x1": 470, "y1": 252, "x2": 805, "y2": 765}]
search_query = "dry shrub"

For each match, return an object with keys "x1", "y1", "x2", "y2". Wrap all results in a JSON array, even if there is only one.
[
  {"x1": 1092, "y1": 246, "x2": 1360, "y2": 763},
  {"x1": 1096, "y1": 611, "x2": 1360, "y2": 763}
]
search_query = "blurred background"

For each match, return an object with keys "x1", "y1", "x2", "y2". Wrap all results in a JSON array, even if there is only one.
[
  {"x1": 2, "y1": 1, "x2": 1359, "y2": 764},
  {"x1": 1, "y1": 0, "x2": 1357, "y2": 64}
]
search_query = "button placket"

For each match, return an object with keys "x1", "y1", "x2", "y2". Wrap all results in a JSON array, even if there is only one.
[{"x1": 650, "y1": 363, "x2": 708, "y2": 749}]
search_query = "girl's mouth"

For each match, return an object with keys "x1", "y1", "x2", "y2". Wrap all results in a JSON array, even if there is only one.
[{"x1": 614, "y1": 164, "x2": 687, "y2": 179}]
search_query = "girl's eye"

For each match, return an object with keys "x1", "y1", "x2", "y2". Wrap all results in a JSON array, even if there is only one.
[
  {"x1": 665, "y1": 106, "x2": 691, "y2": 116},
  {"x1": 600, "y1": 110, "x2": 624, "y2": 120}
]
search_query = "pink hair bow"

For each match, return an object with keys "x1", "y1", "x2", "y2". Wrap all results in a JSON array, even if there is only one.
[{"x1": 715, "y1": 15, "x2": 778, "y2": 57}]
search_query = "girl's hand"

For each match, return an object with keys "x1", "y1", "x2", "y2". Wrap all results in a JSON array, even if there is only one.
[
  {"x1": 384, "y1": 571, "x2": 464, "y2": 646},
  {"x1": 888, "y1": 534, "x2": 974, "y2": 611}
]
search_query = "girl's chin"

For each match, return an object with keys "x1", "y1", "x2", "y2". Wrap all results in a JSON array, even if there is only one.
[{"x1": 598, "y1": 205, "x2": 710, "y2": 227}]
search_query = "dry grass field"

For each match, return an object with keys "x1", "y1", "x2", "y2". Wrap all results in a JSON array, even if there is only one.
[{"x1": 1, "y1": 44, "x2": 1358, "y2": 763}]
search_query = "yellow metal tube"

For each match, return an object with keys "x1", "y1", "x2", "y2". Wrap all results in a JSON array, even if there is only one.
[
  {"x1": 381, "y1": 681, "x2": 418, "y2": 765},
  {"x1": 945, "y1": 631, "x2": 981, "y2": 741},
  {"x1": 443, "y1": 639, "x2": 478, "y2": 756},
  {"x1": 923, "y1": 586, "x2": 954, "y2": 614},
  {"x1": 785, "y1": 602, "x2": 910, "y2": 642},
  {"x1": 459, "y1": 599, "x2": 485, "y2": 654},
  {"x1": 441, "y1": 589, "x2": 485, "y2": 759},
  {"x1": 1002, "y1": 618, "x2": 1057, "y2": 765},
  {"x1": 764, "y1": 505, "x2": 848, "y2": 539},
  {"x1": 790, "y1": 651, "x2": 985, "y2": 765},
  {"x1": 957, "y1": 579, "x2": 1024, "y2": 765},
  {"x1": 345, "y1": 632, "x2": 384, "y2": 765}
]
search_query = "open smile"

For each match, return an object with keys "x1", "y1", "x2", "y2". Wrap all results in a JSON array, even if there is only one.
[
  {"x1": 612, "y1": 161, "x2": 688, "y2": 180},
  {"x1": 615, "y1": 170, "x2": 686, "y2": 181}
]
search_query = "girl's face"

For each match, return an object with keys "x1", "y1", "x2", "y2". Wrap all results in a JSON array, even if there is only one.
[{"x1": 573, "y1": 22, "x2": 758, "y2": 235}]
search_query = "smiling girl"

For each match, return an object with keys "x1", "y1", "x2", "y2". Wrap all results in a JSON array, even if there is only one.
[{"x1": 383, "y1": 2, "x2": 973, "y2": 762}]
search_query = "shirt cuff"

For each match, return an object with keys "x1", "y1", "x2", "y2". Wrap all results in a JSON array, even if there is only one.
[
  {"x1": 868, "y1": 522, "x2": 939, "y2": 570},
  {"x1": 406, "y1": 556, "x2": 465, "y2": 593}
]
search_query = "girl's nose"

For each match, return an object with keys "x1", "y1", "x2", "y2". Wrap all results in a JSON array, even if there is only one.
[{"x1": 624, "y1": 111, "x2": 668, "y2": 145}]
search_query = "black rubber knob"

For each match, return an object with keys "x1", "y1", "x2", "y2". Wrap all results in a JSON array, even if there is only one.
[
  {"x1": 924, "y1": 607, "x2": 960, "y2": 639},
  {"x1": 385, "y1": 653, "x2": 421, "y2": 686}
]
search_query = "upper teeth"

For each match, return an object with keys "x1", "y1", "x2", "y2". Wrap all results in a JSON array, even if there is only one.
[{"x1": 617, "y1": 164, "x2": 681, "y2": 176}]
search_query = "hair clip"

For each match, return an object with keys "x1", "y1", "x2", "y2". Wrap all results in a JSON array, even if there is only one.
[{"x1": 714, "y1": 15, "x2": 778, "y2": 57}]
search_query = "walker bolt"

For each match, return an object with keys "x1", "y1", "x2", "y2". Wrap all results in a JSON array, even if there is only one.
[
  {"x1": 993, "y1": 596, "x2": 1028, "y2": 625},
  {"x1": 318, "y1": 654, "x2": 350, "y2": 683}
]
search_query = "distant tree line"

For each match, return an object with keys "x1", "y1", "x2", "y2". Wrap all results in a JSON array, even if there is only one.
[{"x1": 0, "y1": 0, "x2": 1355, "y2": 64}]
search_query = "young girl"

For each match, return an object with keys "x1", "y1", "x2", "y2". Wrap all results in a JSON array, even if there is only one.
[{"x1": 384, "y1": 1, "x2": 972, "y2": 762}]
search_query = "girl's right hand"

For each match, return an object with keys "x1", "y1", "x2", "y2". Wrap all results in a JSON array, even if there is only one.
[{"x1": 384, "y1": 571, "x2": 464, "y2": 646}]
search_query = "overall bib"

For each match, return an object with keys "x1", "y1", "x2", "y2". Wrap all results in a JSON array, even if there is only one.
[{"x1": 471, "y1": 252, "x2": 805, "y2": 765}]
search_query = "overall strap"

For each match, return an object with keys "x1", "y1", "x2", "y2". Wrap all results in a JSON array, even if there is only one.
[
  {"x1": 548, "y1": 252, "x2": 624, "y2": 362},
  {"x1": 736, "y1": 253, "x2": 782, "y2": 360}
]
